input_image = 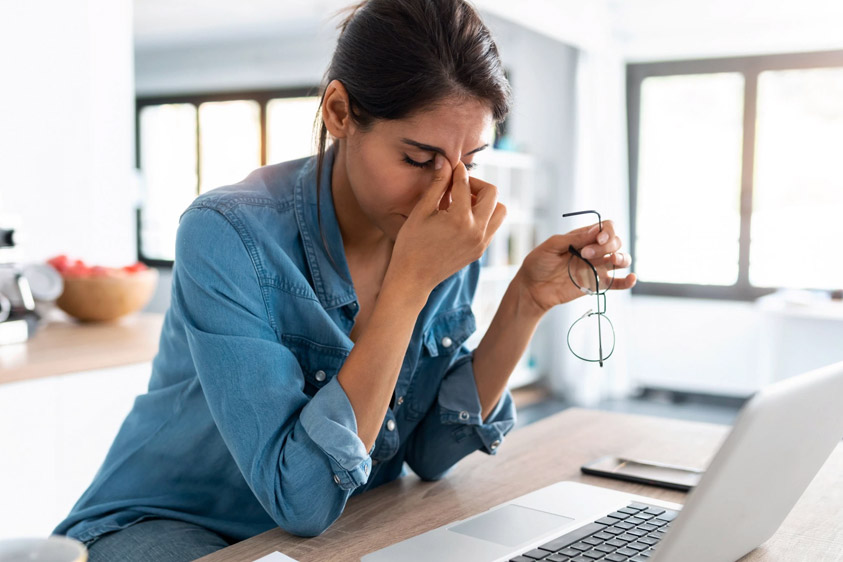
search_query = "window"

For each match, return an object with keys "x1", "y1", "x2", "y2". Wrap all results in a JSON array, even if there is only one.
[
  {"x1": 752, "y1": 67, "x2": 843, "y2": 289},
  {"x1": 628, "y1": 51, "x2": 843, "y2": 300},
  {"x1": 135, "y1": 88, "x2": 321, "y2": 264}
]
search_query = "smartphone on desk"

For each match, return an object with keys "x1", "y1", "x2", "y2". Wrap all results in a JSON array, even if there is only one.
[{"x1": 581, "y1": 455, "x2": 704, "y2": 492}]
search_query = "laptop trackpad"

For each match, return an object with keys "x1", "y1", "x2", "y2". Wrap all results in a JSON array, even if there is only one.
[{"x1": 448, "y1": 504, "x2": 575, "y2": 547}]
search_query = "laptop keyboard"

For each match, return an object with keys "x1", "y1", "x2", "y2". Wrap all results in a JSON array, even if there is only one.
[{"x1": 509, "y1": 502, "x2": 679, "y2": 562}]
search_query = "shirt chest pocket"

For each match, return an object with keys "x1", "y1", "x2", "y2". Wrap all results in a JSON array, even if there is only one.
[
  {"x1": 403, "y1": 304, "x2": 478, "y2": 421},
  {"x1": 421, "y1": 304, "x2": 477, "y2": 358},
  {"x1": 280, "y1": 334, "x2": 350, "y2": 396}
]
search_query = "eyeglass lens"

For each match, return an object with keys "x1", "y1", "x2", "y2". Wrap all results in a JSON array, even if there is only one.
[
  {"x1": 567, "y1": 309, "x2": 616, "y2": 363},
  {"x1": 568, "y1": 251, "x2": 617, "y2": 295}
]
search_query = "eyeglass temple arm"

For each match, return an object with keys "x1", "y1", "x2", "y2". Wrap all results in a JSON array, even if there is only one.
[
  {"x1": 567, "y1": 245, "x2": 600, "y2": 292},
  {"x1": 562, "y1": 210, "x2": 602, "y2": 232}
]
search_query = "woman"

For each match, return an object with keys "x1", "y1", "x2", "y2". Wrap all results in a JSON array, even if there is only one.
[{"x1": 54, "y1": 0, "x2": 635, "y2": 560}]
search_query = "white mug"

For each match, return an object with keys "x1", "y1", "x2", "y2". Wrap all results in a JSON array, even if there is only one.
[
  {"x1": 0, "y1": 536, "x2": 87, "y2": 562},
  {"x1": 0, "y1": 292, "x2": 10, "y2": 322}
]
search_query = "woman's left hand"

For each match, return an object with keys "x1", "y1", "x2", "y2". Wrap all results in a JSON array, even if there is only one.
[{"x1": 516, "y1": 220, "x2": 637, "y2": 315}]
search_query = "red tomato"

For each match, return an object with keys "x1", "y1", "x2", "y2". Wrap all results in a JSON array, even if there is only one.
[
  {"x1": 124, "y1": 262, "x2": 149, "y2": 273},
  {"x1": 48, "y1": 256, "x2": 149, "y2": 277},
  {"x1": 47, "y1": 255, "x2": 70, "y2": 273},
  {"x1": 65, "y1": 264, "x2": 89, "y2": 278}
]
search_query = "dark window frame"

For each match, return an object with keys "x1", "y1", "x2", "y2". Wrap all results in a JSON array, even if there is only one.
[
  {"x1": 134, "y1": 86, "x2": 321, "y2": 267},
  {"x1": 627, "y1": 49, "x2": 843, "y2": 301}
]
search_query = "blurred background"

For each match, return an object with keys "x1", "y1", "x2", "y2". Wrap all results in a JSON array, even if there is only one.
[{"x1": 1, "y1": 0, "x2": 843, "y2": 540}]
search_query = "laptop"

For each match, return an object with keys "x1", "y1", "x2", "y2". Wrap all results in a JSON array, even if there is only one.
[{"x1": 363, "y1": 361, "x2": 843, "y2": 562}]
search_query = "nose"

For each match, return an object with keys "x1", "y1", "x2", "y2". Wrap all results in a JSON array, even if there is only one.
[{"x1": 446, "y1": 152, "x2": 463, "y2": 170}]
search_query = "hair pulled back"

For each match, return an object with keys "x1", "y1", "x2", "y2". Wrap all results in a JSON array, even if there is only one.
[{"x1": 315, "y1": 0, "x2": 511, "y2": 194}]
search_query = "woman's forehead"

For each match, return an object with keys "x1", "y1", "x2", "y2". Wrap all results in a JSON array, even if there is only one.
[{"x1": 379, "y1": 100, "x2": 494, "y2": 152}]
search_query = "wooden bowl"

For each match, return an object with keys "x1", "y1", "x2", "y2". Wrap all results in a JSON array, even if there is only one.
[{"x1": 55, "y1": 269, "x2": 159, "y2": 322}]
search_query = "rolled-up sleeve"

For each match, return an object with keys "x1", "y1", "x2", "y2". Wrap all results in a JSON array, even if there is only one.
[
  {"x1": 174, "y1": 206, "x2": 370, "y2": 536},
  {"x1": 405, "y1": 345, "x2": 517, "y2": 481},
  {"x1": 298, "y1": 376, "x2": 373, "y2": 490}
]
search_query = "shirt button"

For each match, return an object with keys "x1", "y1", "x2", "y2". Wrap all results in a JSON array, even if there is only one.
[
  {"x1": 364, "y1": 464, "x2": 370, "y2": 475},
  {"x1": 458, "y1": 410, "x2": 470, "y2": 421},
  {"x1": 333, "y1": 474, "x2": 341, "y2": 484},
  {"x1": 441, "y1": 336, "x2": 453, "y2": 348},
  {"x1": 314, "y1": 370, "x2": 326, "y2": 382},
  {"x1": 490, "y1": 440, "x2": 501, "y2": 451},
  {"x1": 396, "y1": 396, "x2": 404, "y2": 406},
  {"x1": 386, "y1": 419, "x2": 396, "y2": 431}
]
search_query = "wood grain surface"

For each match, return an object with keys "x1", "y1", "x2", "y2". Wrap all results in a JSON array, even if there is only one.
[
  {"x1": 197, "y1": 408, "x2": 843, "y2": 562},
  {"x1": 0, "y1": 312, "x2": 163, "y2": 385}
]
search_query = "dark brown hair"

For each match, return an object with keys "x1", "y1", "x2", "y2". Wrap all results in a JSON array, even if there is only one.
[{"x1": 313, "y1": 0, "x2": 511, "y2": 264}]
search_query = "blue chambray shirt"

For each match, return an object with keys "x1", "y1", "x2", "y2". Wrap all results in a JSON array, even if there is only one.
[{"x1": 54, "y1": 144, "x2": 516, "y2": 543}]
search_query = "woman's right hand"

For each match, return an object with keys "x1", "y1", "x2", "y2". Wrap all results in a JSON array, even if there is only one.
[{"x1": 384, "y1": 153, "x2": 507, "y2": 295}]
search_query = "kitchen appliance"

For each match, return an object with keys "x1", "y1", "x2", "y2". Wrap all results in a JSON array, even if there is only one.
[{"x1": 0, "y1": 223, "x2": 43, "y2": 345}]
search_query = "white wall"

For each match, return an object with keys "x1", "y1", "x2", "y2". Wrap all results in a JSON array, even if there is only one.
[
  {"x1": 0, "y1": 0, "x2": 137, "y2": 267},
  {"x1": 609, "y1": 0, "x2": 843, "y2": 62},
  {"x1": 135, "y1": 25, "x2": 336, "y2": 96}
]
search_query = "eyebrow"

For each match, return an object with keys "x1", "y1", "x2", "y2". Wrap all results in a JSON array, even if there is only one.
[{"x1": 401, "y1": 138, "x2": 489, "y2": 158}]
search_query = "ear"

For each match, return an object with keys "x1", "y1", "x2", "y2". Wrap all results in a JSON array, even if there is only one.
[{"x1": 322, "y1": 80, "x2": 353, "y2": 140}]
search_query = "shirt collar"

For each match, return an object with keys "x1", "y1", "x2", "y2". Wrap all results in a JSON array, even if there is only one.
[{"x1": 293, "y1": 144, "x2": 358, "y2": 310}]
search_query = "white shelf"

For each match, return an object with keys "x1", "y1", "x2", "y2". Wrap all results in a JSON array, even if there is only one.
[{"x1": 471, "y1": 148, "x2": 543, "y2": 390}]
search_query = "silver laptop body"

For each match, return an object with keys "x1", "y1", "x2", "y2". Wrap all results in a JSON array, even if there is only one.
[{"x1": 363, "y1": 361, "x2": 843, "y2": 562}]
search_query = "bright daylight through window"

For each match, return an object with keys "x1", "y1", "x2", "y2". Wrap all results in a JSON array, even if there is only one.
[{"x1": 137, "y1": 93, "x2": 321, "y2": 262}]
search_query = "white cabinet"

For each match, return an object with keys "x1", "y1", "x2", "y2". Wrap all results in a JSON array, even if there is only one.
[
  {"x1": 627, "y1": 295, "x2": 843, "y2": 396},
  {"x1": 756, "y1": 297, "x2": 843, "y2": 386},
  {"x1": 0, "y1": 363, "x2": 151, "y2": 540}
]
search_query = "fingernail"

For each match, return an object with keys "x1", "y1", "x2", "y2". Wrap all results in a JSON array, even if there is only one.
[
  {"x1": 582, "y1": 247, "x2": 595, "y2": 258},
  {"x1": 598, "y1": 232, "x2": 609, "y2": 244},
  {"x1": 435, "y1": 154, "x2": 444, "y2": 170},
  {"x1": 588, "y1": 224, "x2": 600, "y2": 235}
]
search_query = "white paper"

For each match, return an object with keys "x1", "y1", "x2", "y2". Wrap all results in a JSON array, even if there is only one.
[{"x1": 251, "y1": 552, "x2": 299, "y2": 562}]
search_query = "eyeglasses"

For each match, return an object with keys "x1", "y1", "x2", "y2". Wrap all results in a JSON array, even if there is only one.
[{"x1": 562, "y1": 210, "x2": 616, "y2": 367}]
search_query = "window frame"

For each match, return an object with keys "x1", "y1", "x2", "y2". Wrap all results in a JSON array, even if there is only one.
[
  {"x1": 627, "y1": 49, "x2": 843, "y2": 301},
  {"x1": 134, "y1": 86, "x2": 321, "y2": 267}
]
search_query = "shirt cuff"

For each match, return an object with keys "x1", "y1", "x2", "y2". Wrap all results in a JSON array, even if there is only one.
[
  {"x1": 437, "y1": 351, "x2": 517, "y2": 454},
  {"x1": 299, "y1": 376, "x2": 372, "y2": 490}
]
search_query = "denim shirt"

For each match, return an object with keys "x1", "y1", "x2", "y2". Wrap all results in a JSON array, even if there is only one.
[{"x1": 54, "y1": 145, "x2": 516, "y2": 543}]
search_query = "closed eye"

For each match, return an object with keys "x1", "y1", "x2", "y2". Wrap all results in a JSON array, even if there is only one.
[
  {"x1": 402, "y1": 154, "x2": 478, "y2": 171},
  {"x1": 402, "y1": 154, "x2": 432, "y2": 168}
]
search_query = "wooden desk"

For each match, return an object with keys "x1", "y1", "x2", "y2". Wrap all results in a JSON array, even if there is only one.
[
  {"x1": 198, "y1": 408, "x2": 843, "y2": 562},
  {"x1": 0, "y1": 312, "x2": 164, "y2": 385}
]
